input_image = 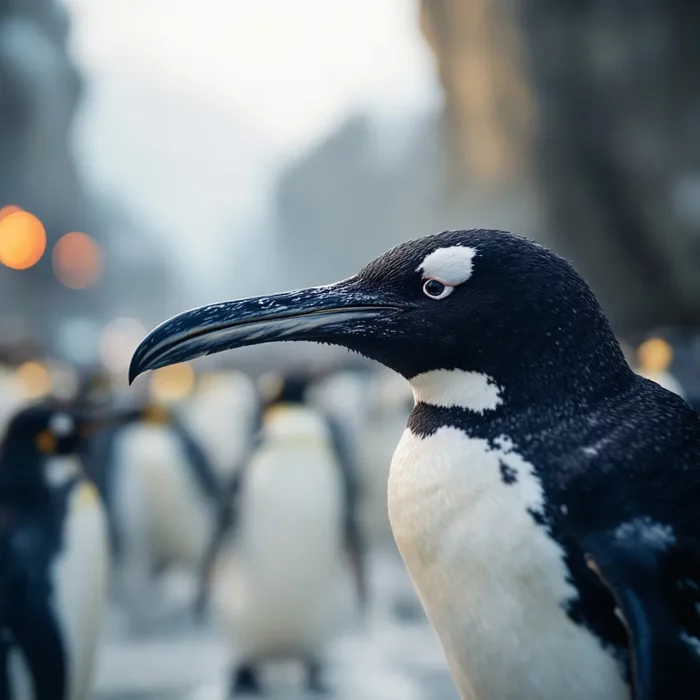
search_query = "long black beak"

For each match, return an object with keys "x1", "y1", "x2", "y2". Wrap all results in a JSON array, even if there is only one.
[{"x1": 129, "y1": 280, "x2": 404, "y2": 383}]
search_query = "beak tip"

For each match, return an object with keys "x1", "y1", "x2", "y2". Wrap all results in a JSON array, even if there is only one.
[
  {"x1": 128, "y1": 354, "x2": 145, "y2": 386},
  {"x1": 127, "y1": 319, "x2": 186, "y2": 385}
]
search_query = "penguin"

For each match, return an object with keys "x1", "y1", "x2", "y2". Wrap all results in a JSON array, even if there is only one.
[
  {"x1": 59, "y1": 367, "x2": 223, "y2": 631},
  {"x1": 73, "y1": 366, "x2": 113, "y2": 408},
  {"x1": 91, "y1": 396, "x2": 221, "y2": 634},
  {"x1": 359, "y1": 367, "x2": 414, "y2": 541},
  {"x1": 182, "y1": 369, "x2": 258, "y2": 479},
  {"x1": 0, "y1": 401, "x2": 131, "y2": 699},
  {"x1": 130, "y1": 228, "x2": 700, "y2": 700},
  {"x1": 71, "y1": 368, "x2": 132, "y2": 555},
  {"x1": 304, "y1": 369, "x2": 380, "y2": 539},
  {"x1": 635, "y1": 330, "x2": 700, "y2": 412},
  {"x1": 308, "y1": 366, "x2": 413, "y2": 542},
  {"x1": 195, "y1": 372, "x2": 366, "y2": 696}
]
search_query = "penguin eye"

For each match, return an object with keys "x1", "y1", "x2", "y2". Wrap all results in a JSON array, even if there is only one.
[{"x1": 423, "y1": 278, "x2": 454, "y2": 300}]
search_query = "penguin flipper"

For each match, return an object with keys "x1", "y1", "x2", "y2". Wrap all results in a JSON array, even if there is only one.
[
  {"x1": 193, "y1": 470, "x2": 243, "y2": 621},
  {"x1": 169, "y1": 412, "x2": 220, "y2": 502},
  {"x1": 193, "y1": 426, "x2": 262, "y2": 621},
  {"x1": 584, "y1": 529, "x2": 700, "y2": 700},
  {"x1": 345, "y1": 523, "x2": 368, "y2": 610}
]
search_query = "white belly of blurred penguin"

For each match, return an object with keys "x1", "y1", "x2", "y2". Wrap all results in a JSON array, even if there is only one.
[
  {"x1": 388, "y1": 427, "x2": 629, "y2": 700},
  {"x1": 214, "y1": 412, "x2": 344, "y2": 660},
  {"x1": 53, "y1": 479, "x2": 110, "y2": 700},
  {"x1": 113, "y1": 425, "x2": 213, "y2": 569}
]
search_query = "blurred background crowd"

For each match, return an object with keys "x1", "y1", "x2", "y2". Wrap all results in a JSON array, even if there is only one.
[{"x1": 0, "y1": 0, "x2": 699, "y2": 698}]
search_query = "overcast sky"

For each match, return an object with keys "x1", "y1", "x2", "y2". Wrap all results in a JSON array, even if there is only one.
[{"x1": 61, "y1": 0, "x2": 440, "y2": 279}]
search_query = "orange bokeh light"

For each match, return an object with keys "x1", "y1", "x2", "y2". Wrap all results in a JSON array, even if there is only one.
[
  {"x1": 0, "y1": 211, "x2": 47, "y2": 270},
  {"x1": 0, "y1": 205, "x2": 23, "y2": 223},
  {"x1": 52, "y1": 232, "x2": 103, "y2": 289}
]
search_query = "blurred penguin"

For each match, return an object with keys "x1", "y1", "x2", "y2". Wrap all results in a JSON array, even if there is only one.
[
  {"x1": 635, "y1": 330, "x2": 700, "y2": 409},
  {"x1": 308, "y1": 366, "x2": 413, "y2": 542},
  {"x1": 0, "y1": 401, "x2": 132, "y2": 699},
  {"x1": 104, "y1": 397, "x2": 223, "y2": 634},
  {"x1": 359, "y1": 367, "x2": 413, "y2": 541},
  {"x1": 308, "y1": 368, "x2": 369, "y2": 463},
  {"x1": 197, "y1": 372, "x2": 366, "y2": 696},
  {"x1": 72, "y1": 368, "x2": 141, "y2": 556},
  {"x1": 73, "y1": 367, "x2": 116, "y2": 500},
  {"x1": 181, "y1": 369, "x2": 258, "y2": 479}
]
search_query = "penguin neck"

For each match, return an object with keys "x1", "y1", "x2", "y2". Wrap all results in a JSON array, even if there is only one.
[
  {"x1": 263, "y1": 404, "x2": 329, "y2": 444},
  {"x1": 409, "y1": 326, "x2": 635, "y2": 419}
]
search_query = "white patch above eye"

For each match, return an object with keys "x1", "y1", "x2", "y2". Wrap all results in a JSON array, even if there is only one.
[
  {"x1": 417, "y1": 246, "x2": 477, "y2": 285},
  {"x1": 49, "y1": 412, "x2": 75, "y2": 437},
  {"x1": 410, "y1": 369, "x2": 503, "y2": 413}
]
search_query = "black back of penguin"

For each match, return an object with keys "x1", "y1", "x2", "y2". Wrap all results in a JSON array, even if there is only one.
[{"x1": 0, "y1": 404, "x2": 86, "y2": 699}]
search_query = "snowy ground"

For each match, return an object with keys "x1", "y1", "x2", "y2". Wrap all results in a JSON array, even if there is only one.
[{"x1": 93, "y1": 546, "x2": 459, "y2": 700}]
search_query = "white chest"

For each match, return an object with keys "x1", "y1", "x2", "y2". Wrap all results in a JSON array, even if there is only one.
[
  {"x1": 239, "y1": 441, "x2": 344, "y2": 572},
  {"x1": 214, "y1": 442, "x2": 345, "y2": 657},
  {"x1": 113, "y1": 425, "x2": 214, "y2": 566},
  {"x1": 52, "y1": 480, "x2": 110, "y2": 700},
  {"x1": 387, "y1": 426, "x2": 629, "y2": 700}
]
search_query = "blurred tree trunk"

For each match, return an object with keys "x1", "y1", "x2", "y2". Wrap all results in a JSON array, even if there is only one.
[
  {"x1": 514, "y1": 0, "x2": 700, "y2": 339},
  {"x1": 422, "y1": 0, "x2": 700, "y2": 339},
  {"x1": 420, "y1": 0, "x2": 533, "y2": 189}
]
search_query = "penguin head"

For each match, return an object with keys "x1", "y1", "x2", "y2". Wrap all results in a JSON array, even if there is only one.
[
  {"x1": 0, "y1": 401, "x2": 160, "y2": 499},
  {"x1": 1, "y1": 402, "x2": 150, "y2": 469},
  {"x1": 0, "y1": 405, "x2": 88, "y2": 497},
  {"x1": 130, "y1": 230, "x2": 630, "y2": 407},
  {"x1": 255, "y1": 372, "x2": 329, "y2": 442},
  {"x1": 139, "y1": 401, "x2": 174, "y2": 426},
  {"x1": 4, "y1": 405, "x2": 84, "y2": 458},
  {"x1": 75, "y1": 366, "x2": 114, "y2": 406},
  {"x1": 259, "y1": 372, "x2": 313, "y2": 409}
]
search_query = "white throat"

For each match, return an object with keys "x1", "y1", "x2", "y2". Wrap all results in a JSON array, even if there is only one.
[
  {"x1": 410, "y1": 369, "x2": 503, "y2": 413},
  {"x1": 44, "y1": 456, "x2": 81, "y2": 487}
]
